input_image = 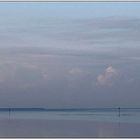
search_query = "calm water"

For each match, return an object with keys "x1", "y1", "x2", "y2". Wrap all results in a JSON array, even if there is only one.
[
  {"x1": 4, "y1": 108, "x2": 140, "y2": 123},
  {"x1": 0, "y1": 109, "x2": 140, "y2": 137}
]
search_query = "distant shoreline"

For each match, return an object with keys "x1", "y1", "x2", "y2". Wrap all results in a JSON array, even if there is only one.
[{"x1": 0, "y1": 107, "x2": 140, "y2": 111}]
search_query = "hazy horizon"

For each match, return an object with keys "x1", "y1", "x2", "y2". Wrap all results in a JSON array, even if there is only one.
[{"x1": 0, "y1": 2, "x2": 140, "y2": 108}]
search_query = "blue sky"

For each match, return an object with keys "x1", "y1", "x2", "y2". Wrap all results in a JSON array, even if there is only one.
[
  {"x1": 0, "y1": 2, "x2": 140, "y2": 18},
  {"x1": 0, "y1": 3, "x2": 140, "y2": 108}
]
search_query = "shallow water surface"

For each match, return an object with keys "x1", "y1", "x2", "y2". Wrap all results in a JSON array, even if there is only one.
[{"x1": 0, "y1": 109, "x2": 140, "y2": 137}]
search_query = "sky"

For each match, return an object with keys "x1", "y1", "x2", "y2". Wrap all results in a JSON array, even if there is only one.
[{"x1": 0, "y1": 2, "x2": 140, "y2": 108}]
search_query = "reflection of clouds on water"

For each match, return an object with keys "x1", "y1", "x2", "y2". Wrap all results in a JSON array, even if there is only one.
[{"x1": 97, "y1": 122, "x2": 120, "y2": 137}]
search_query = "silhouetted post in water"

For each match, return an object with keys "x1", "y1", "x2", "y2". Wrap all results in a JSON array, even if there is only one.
[
  {"x1": 9, "y1": 108, "x2": 11, "y2": 120},
  {"x1": 118, "y1": 107, "x2": 121, "y2": 117}
]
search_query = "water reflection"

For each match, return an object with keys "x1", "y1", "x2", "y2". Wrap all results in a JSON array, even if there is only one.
[{"x1": 0, "y1": 109, "x2": 140, "y2": 137}]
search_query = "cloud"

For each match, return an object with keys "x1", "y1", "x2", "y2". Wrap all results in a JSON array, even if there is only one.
[
  {"x1": 0, "y1": 59, "x2": 48, "y2": 89},
  {"x1": 69, "y1": 68, "x2": 83, "y2": 75},
  {"x1": 96, "y1": 66, "x2": 118, "y2": 86}
]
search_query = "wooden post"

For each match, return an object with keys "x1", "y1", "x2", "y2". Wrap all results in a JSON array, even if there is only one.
[
  {"x1": 9, "y1": 108, "x2": 11, "y2": 120},
  {"x1": 118, "y1": 107, "x2": 120, "y2": 117}
]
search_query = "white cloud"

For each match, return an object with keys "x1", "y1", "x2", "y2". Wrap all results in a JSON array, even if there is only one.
[
  {"x1": 96, "y1": 66, "x2": 118, "y2": 86},
  {"x1": 69, "y1": 68, "x2": 83, "y2": 75}
]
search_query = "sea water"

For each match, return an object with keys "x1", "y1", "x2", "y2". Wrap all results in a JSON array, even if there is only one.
[
  {"x1": 3, "y1": 108, "x2": 140, "y2": 123},
  {"x1": 0, "y1": 108, "x2": 140, "y2": 137}
]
